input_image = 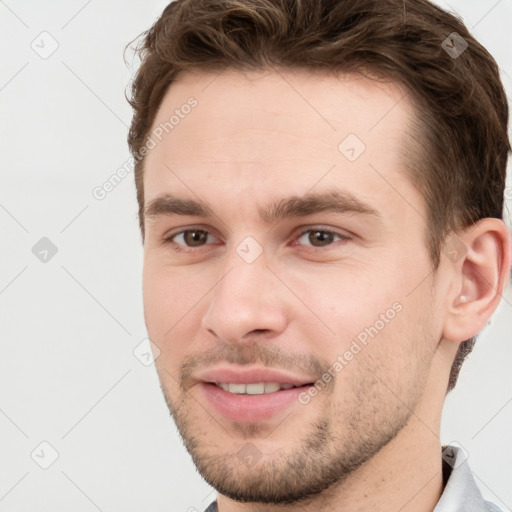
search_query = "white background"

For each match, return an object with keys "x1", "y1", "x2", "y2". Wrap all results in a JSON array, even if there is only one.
[{"x1": 1, "y1": 1, "x2": 511, "y2": 511}]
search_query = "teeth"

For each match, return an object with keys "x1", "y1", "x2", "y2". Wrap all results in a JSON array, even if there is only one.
[
  {"x1": 246, "y1": 383, "x2": 265, "y2": 394},
  {"x1": 264, "y1": 382, "x2": 281, "y2": 393},
  {"x1": 227, "y1": 383, "x2": 245, "y2": 394},
  {"x1": 216, "y1": 382, "x2": 298, "y2": 395}
]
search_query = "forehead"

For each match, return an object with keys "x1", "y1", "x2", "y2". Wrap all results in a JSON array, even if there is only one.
[{"x1": 143, "y1": 68, "x2": 423, "y2": 224}]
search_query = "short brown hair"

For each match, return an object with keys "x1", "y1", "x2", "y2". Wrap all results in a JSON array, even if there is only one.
[{"x1": 126, "y1": 0, "x2": 510, "y2": 393}]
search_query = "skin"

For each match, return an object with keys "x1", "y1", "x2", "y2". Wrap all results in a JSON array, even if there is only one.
[{"x1": 141, "y1": 68, "x2": 510, "y2": 512}]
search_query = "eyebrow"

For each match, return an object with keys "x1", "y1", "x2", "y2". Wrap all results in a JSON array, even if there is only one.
[{"x1": 144, "y1": 189, "x2": 382, "y2": 225}]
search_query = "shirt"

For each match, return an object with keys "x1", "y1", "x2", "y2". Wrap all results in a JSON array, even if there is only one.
[{"x1": 203, "y1": 445, "x2": 503, "y2": 512}]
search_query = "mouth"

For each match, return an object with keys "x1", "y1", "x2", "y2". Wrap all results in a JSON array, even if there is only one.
[
  {"x1": 211, "y1": 381, "x2": 306, "y2": 395},
  {"x1": 195, "y1": 366, "x2": 318, "y2": 422},
  {"x1": 199, "y1": 380, "x2": 315, "y2": 423}
]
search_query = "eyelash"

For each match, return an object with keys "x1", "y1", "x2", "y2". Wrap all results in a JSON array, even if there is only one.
[{"x1": 162, "y1": 226, "x2": 350, "y2": 253}]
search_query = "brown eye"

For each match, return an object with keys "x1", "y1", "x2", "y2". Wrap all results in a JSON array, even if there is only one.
[
  {"x1": 168, "y1": 229, "x2": 212, "y2": 248},
  {"x1": 310, "y1": 230, "x2": 335, "y2": 246},
  {"x1": 296, "y1": 228, "x2": 349, "y2": 248},
  {"x1": 183, "y1": 230, "x2": 208, "y2": 246}
]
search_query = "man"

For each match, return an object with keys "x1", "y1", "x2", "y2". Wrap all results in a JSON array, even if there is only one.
[{"x1": 126, "y1": 0, "x2": 511, "y2": 510}]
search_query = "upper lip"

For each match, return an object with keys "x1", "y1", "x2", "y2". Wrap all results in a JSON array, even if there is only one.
[{"x1": 197, "y1": 366, "x2": 316, "y2": 386}]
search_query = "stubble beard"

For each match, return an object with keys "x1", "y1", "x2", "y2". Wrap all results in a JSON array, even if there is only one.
[{"x1": 159, "y1": 367, "x2": 425, "y2": 505}]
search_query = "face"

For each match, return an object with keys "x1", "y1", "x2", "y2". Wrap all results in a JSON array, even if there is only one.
[{"x1": 142, "y1": 69, "x2": 450, "y2": 504}]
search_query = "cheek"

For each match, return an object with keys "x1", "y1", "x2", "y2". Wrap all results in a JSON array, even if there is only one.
[
  {"x1": 296, "y1": 259, "x2": 435, "y2": 373},
  {"x1": 143, "y1": 260, "x2": 199, "y2": 315},
  {"x1": 143, "y1": 263, "x2": 212, "y2": 361},
  {"x1": 290, "y1": 262, "x2": 400, "y2": 335},
  {"x1": 143, "y1": 265, "x2": 169, "y2": 337},
  {"x1": 143, "y1": 264, "x2": 187, "y2": 343}
]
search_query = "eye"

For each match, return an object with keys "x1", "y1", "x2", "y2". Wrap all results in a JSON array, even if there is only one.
[
  {"x1": 164, "y1": 228, "x2": 219, "y2": 251},
  {"x1": 163, "y1": 226, "x2": 350, "y2": 253},
  {"x1": 295, "y1": 228, "x2": 349, "y2": 248}
]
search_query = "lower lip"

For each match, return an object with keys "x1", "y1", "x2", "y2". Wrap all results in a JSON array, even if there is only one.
[{"x1": 200, "y1": 382, "x2": 312, "y2": 423}]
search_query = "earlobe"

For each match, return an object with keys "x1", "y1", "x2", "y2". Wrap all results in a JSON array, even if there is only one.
[{"x1": 442, "y1": 218, "x2": 511, "y2": 343}]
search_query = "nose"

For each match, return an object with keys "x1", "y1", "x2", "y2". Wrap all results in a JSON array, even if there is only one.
[{"x1": 200, "y1": 248, "x2": 288, "y2": 344}]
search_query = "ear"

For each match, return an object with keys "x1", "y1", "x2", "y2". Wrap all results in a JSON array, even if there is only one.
[{"x1": 442, "y1": 218, "x2": 511, "y2": 343}]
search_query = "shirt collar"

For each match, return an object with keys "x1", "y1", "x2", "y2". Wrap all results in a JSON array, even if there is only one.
[{"x1": 434, "y1": 444, "x2": 489, "y2": 512}]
